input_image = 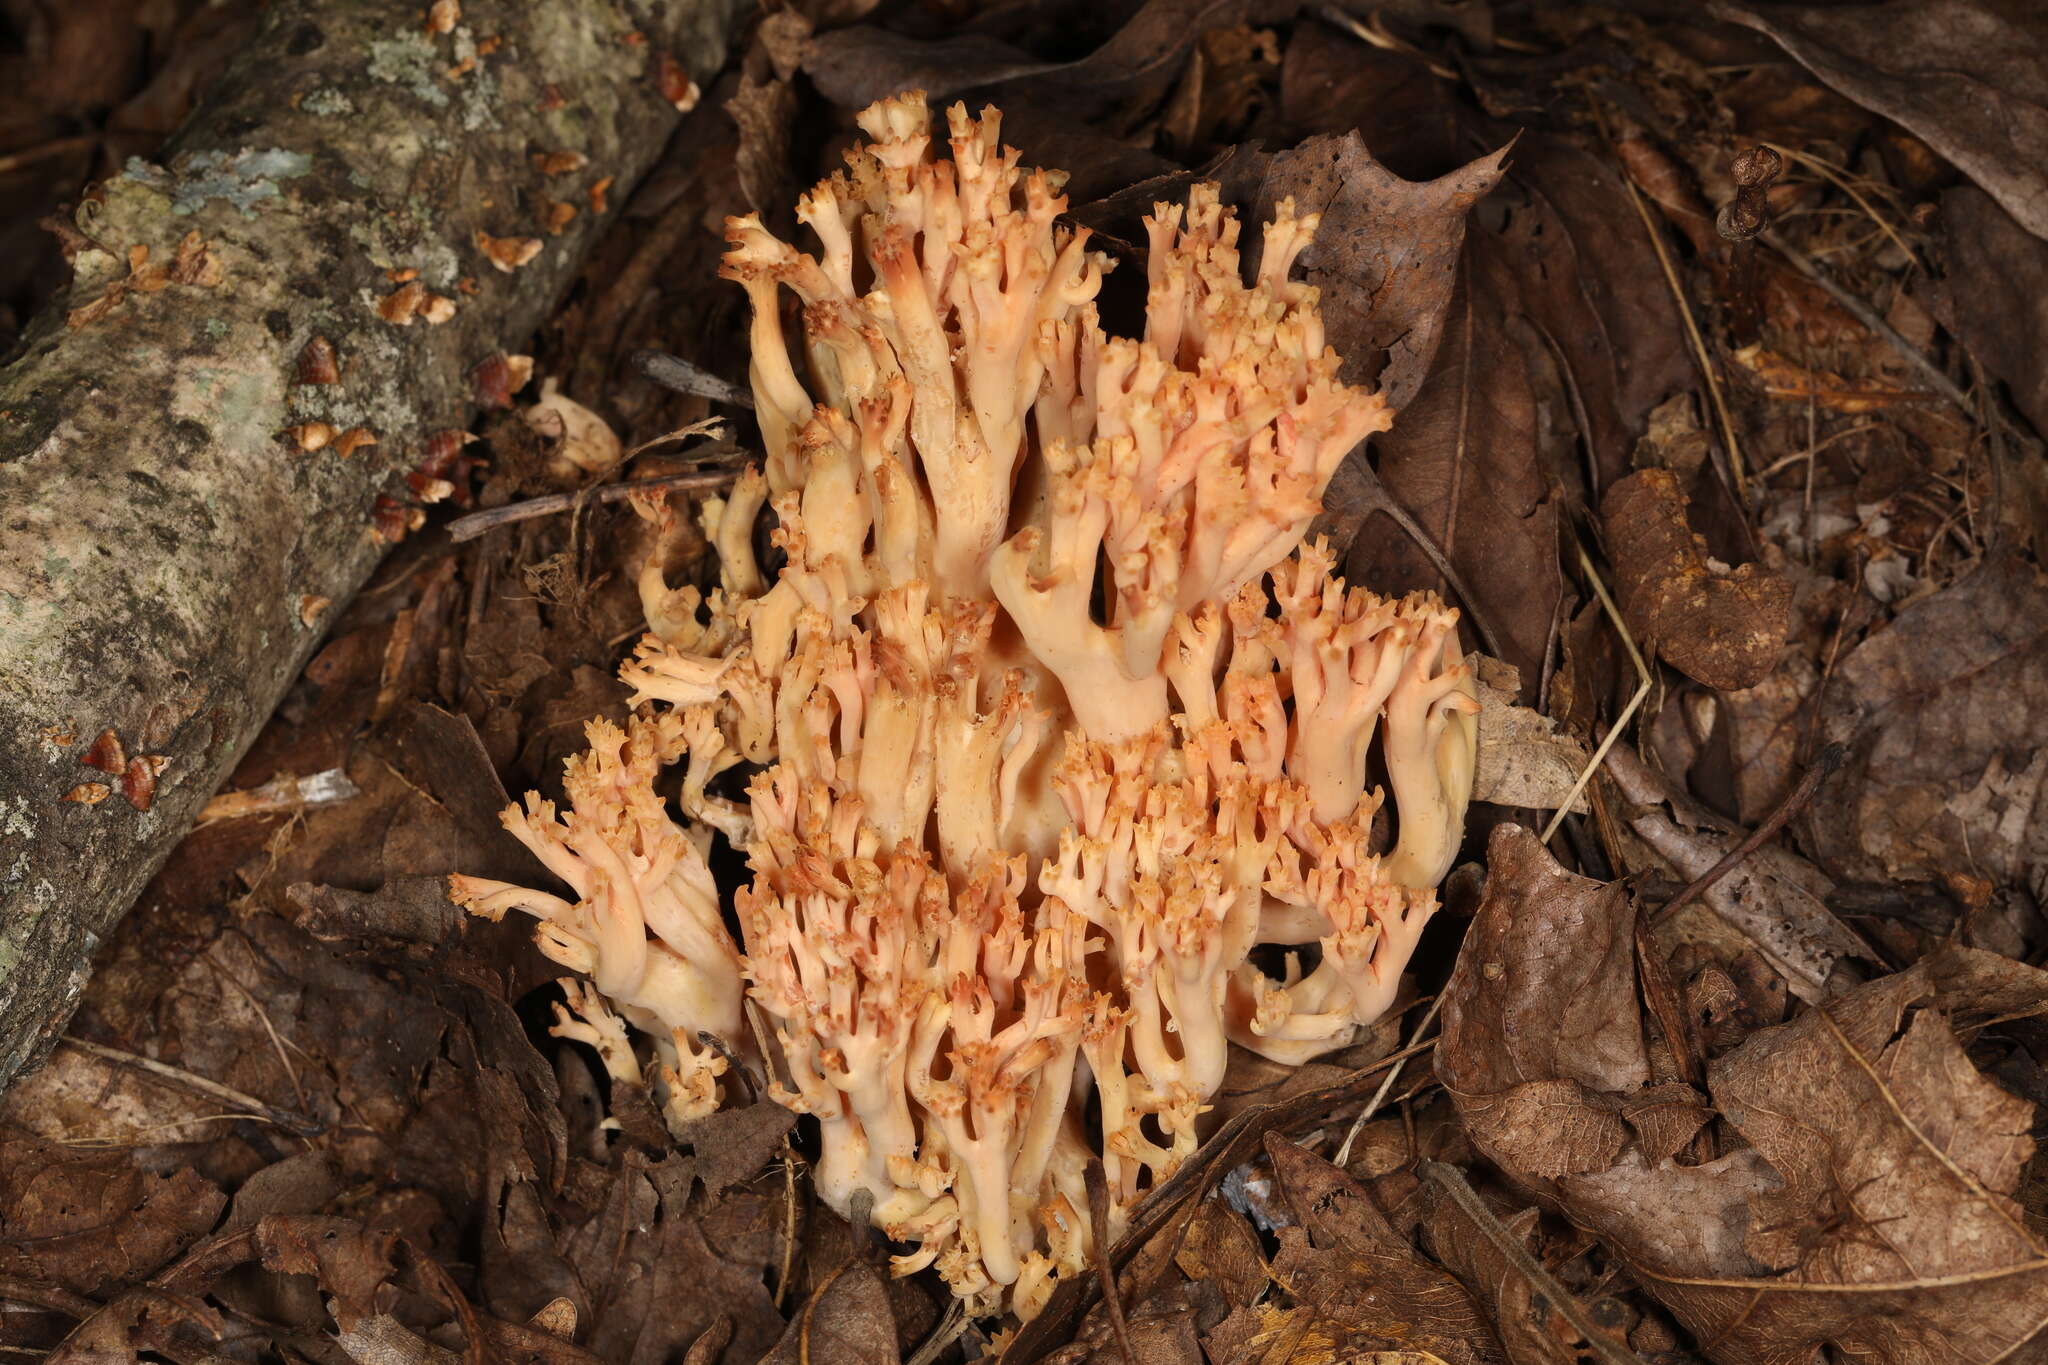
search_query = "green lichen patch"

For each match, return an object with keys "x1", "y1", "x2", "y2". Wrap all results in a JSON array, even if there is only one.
[
  {"x1": 367, "y1": 34, "x2": 451, "y2": 108},
  {"x1": 301, "y1": 87, "x2": 357, "y2": 117}
]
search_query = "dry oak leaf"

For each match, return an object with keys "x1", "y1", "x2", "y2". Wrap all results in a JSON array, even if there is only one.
[
  {"x1": 1259, "y1": 1134, "x2": 1506, "y2": 1365},
  {"x1": 1469, "y1": 656, "x2": 1588, "y2": 813},
  {"x1": 0, "y1": 1131, "x2": 225, "y2": 1296},
  {"x1": 1601, "y1": 467, "x2": 1792, "y2": 690},
  {"x1": 1715, "y1": 0, "x2": 2048, "y2": 240},
  {"x1": 1810, "y1": 550, "x2": 2048, "y2": 895},
  {"x1": 1567, "y1": 947, "x2": 2048, "y2": 1365},
  {"x1": 1437, "y1": 826, "x2": 1714, "y2": 1200}
]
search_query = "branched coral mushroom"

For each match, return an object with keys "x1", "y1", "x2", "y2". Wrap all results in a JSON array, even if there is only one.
[{"x1": 450, "y1": 91, "x2": 1478, "y2": 1318}]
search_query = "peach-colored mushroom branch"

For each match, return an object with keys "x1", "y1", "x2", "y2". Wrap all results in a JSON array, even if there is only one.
[{"x1": 452, "y1": 91, "x2": 1478, "y2": 1319}]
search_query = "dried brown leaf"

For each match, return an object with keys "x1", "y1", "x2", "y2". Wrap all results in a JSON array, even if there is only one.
[
  {"x1": 757, "y1": 1261, "x2": 901, "y2": 1365},
  {"x1": 1605, "y1": 746, "x2": 1872, "y2": 1004},
  {"x1": 1262, "y1": 1135, "x2": 1505, "y2": 1365},
  {"x1": 0, "y1": 1132, "x2": 224, "y2": 1295},
  {"x1": 563, "y1": 1155, "x2": 783, "y2": 1365},
  {"x1": 1931, "y1": 186, "x2": 2048, "y2": 439},
  {"x1": 1811, "y1": 551, "x2": 2048, "y2": 893},
  {"x1": 253, "y1": 1214, "x2": 398, "y2": 1329},
  {"x1": 1570, "y1": 946, "x2": 2048, "y2": 1365},
  {"x1": 1602, "y1": 468, "x2": 1792, "y2": 690},
  {"x1": 1341, "y1": 246, "x2": 1558, "y2": 690},
  {"x1": 1716, "y1": 0, "x2": 2048, "y2": 239},
  {"x1": 1420, "y1": 1193, "x2": 1581, "y2": 1365},
  {"x1": 804, "y1": 0, "x2": 1243, "y2": 124}
]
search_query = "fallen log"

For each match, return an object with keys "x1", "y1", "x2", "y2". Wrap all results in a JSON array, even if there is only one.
[{"x1": 0, "y1": 0, "x2": 743, "y2": 1089}]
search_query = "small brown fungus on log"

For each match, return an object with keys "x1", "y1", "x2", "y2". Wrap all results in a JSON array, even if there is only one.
[
  {"x1": 476, "y1": 231, "x2": 542, "y2": 272},
  {"x1": 80, "y1": 730, "x2": 125, "y2": 774},
  {"x1": 296, "y1": 336, "x2": 340, "y2": 384}
]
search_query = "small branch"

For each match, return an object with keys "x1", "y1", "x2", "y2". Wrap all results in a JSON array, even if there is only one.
[
  {"x1": 906, "y1": 1300, "x2": 969, "y2": 1365},
  {"x1": 1651, "y1": 742, "x2": 1846, "y2": 927},
  {"x1": 1085, "y1": 1160, "x2": 1139, "y2": 1365},
  {"x1": 1333, "y1": 994, "x2": 1442, "y2": 1167},
  {"x1": 631, "y1": 348, "x2": 755, "y2": 408},
  {"x1": 1601, "y1": 108, "x2": 1750, "y2": 502},
  {"x1": 1633, "y1": 910, "x2": 1706, "y2": 1093},
  {"x1": 1760, "y1": 229, "x2": 1973, "y2": 417},
  {"x1": 1540, "y1": 545, "x2": 1653, "y2": 845},
  {"x1": 1420, "y1": 1161, "x2": 1646, "y2": 1365},
  {"x1": 57, "y1": 1036, "x2": 324, "y2": 1137},
  {"x1": 445, "y1": 464, "x2": 742, "y2": 543}
]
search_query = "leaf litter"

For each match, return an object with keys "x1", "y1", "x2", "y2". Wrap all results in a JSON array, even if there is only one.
[{"x1": 6, "y1": 2, "x2": 2048, "y2": 1364}]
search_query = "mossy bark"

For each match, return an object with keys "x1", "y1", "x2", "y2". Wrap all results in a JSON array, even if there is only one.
[{"x1": 0, "y1": 0, "x2": 742, "y2": 1089}]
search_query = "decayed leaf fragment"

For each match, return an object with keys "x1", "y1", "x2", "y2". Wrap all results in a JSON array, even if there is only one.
[
  {"x1": 1257, "y1": 1135, "x2": 1507, "y2": 1365},
  {"x1": 1604, "y1": 746, "x2": 1873, "y2": 1005},
  {"x1": 1437, "y1": 826, "x2": 1697, "y2": 1200},
  {"x1": 1601, "y1": 468, "x2": 1792, "y2": 691},
  {"x1": 1810, "y1": 551, "x2": 2048, "y2": 894},
  {"x1": 1568, "y1": 947, "x2": 2048, "y2": 1365},
  {"x1": 377, "y1": 279, "x2": 457, "y2": 325}
]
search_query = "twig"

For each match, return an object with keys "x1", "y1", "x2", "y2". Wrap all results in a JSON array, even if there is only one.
[
  {"x1": 197, "y1": 767, "x2": 359, "y2": 824},
  {"x1": 1333, "y1": 994, "x2": 1443, "y2": 1167},
  {"x1": 630, "y1": 348, "x2": 755, "y2": 408},
  {"x1": 0, "y1": 1274, "x2": 99, "y2": 1320},
  {"x1": 1633, "y1": 910, "x2": 1706, "y2": 1094},
  {"x1": 797, "y1": 1261, "x2": 852, "y2": 1365},
  {"x1": 1420, "y1": 1161, "x2": 1646, "y2": 1365},
  {"x1": 1311, "y1": 4, "x2": 1456, "y2": 79},
  {"x1": 57, "y1": 1036, "x2": 324, "y2": 1137},
  {"x1": 1759, "y1": 229, "x2": 1972, "y2": 416},
  {"x1": 1651, "y1": 742, "x2": 1845, "y2": 927},
  {"x1": 906, "y1": 1300, "x2": 969, "y2": 1365},
  {"x1": 1602, "y1": 113, "x2": 1751, "y2": 502},
  {"x1": 1758, "y1": 142, "x2": 1920, "y2": 269},
  {"x1": 1085, "y1": 1160, "x2": 1139, "y2": 1365},
  {"x1": 0, "y1": 134, "x2": 96, "y2": 176},
  {"x1": 774, "y1": 1139, "x2": 802, "y2": 1309},
  {"x1": 444, "y1": 464, "x2": 741, "y2": 543},
  {"x1": 1540, "y1": 546, "x2": 1652, "y2": 844}
]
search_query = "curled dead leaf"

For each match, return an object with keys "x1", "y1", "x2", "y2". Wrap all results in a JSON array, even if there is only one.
[
  {"x1": 378, "y1": 279, "x2": 428, "y2": 324},
  {"x1": 523, "y1": 379, "x2": 621, "y2": 476},
  {"x1": 1602, "y1": 468, "x2": 1792, "y2": 691},
  {"x1": 1569, "y1": 946, "x2": 2048, "y2": 1365},
  {"x1": 539, "y1": 197, "x2": 577, "y2": 235},
  {"x1": 654, "y1": 50, "x2": 698, "y2": 111}
]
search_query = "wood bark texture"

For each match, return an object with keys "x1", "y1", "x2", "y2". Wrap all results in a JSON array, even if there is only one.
[{"x1": 0, "y1": 0, "x2": 742, "y2": 1089}]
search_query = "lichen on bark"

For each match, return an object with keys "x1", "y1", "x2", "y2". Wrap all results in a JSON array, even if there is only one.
[{"x1": 0, "y1": 0, "x2": 742, "y2": 1089}]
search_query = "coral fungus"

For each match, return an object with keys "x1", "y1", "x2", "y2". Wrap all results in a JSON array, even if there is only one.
[{"x1": 451, "y1": 91, "x2": 1478, "y2": 1318}]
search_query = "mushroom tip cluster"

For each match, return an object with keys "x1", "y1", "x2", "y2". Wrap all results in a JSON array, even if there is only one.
[{"x1": 452, "y1": 89, "x2": 1479, "y2": 1318}]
